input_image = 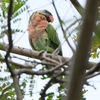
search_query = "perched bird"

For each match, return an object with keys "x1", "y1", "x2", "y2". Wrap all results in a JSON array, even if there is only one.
[
  {"x1": 28, "y1": 10, "x2": 63, "y2": 93},
  {"x1": 28, "y1": 9, "x2": 62, "y2": 55}
]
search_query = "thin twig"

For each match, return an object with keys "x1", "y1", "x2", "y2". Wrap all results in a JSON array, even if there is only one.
[
  {"x1": 0, "y1": 57, "x2": 57, "y2": 68},
  {"x1": 86, "y1": 62, "x2": 100, "y2": 76},
  {"x1": 40, "y1": 70, "x2": 63, "y2": 100},
  {"x1": 85, "y1": 71, "x2": 100, "y2": 80},
  {"x1": 16, "y1": 60, "x2": 67, "y2": 75},
  {"x1": 0, "y1": 84, "x2": 13, "y2": 98},
  {"x1": 13, "y1": 76, "x2": 23, "y2": 100},
  {"x1": 65, "y1": 19, "x2": 81, "y2": 32},
  {"x1": 0, "y1": 57, "x2": 35, "y2": 68},
  {"x1": 12, "y1": 55, "x2": 57, "y2": 66},
  {"x1": 52, "y1": 0, "x2": 75, "y2": 53}
]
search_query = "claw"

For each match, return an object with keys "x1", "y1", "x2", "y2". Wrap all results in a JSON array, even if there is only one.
[
  {"x1": 38, "y1": 50, "x2": 47, "y2": 57},
  {"x1": 52, "y1": 45, "x2": 62, "y2": 55}
]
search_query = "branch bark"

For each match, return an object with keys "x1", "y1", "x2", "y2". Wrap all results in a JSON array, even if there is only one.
[
  {"x1": 52, "y1": 0, "x2": 75, "y2": 53},
  {"x1": 5, "y1": 0, "x2": 14, "y2": 77},
  {"x1": 66, "y1": 0, "x2": 99, "y2": 100},
  {"x1": 0, "y1": 41, "x2": 98, "y2": 70},
  {"x1": 70, "y1": 0, "x2": 84, "y2": 16},
  {"x1": 0, "y1": 41, "x2": 67, "y2": 62},
  {"x1": 7, "y1": 1, "x2": 23, "y2": 99}
]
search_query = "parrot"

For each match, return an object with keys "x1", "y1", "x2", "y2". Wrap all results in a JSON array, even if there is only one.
[
  {"x1": 28, "y1": 10, "x2": 64, "y2": 91},
  {"x1": 28, "y1": 9, "x2": 62, "y2": 56}
]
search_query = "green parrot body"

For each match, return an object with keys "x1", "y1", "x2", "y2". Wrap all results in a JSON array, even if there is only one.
[
  {"x1": 28, "y1": 10, "x2": 63, "y2": 93},
  {"x1": 28, "y1": 10, "x2": 62, "y2": 55}
]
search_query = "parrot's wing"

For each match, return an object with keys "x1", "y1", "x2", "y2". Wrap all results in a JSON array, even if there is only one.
[
  {"x1": 46, "y1": 24, "x2": 62, "y2": 55},
  {"x1": 29, "y1": 37, "x2": 36, "y2": 50}
]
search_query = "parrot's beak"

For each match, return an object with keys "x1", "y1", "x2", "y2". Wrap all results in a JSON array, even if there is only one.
[{"x1": 49, "y1": 15, "x2": 54, "y2": 23}]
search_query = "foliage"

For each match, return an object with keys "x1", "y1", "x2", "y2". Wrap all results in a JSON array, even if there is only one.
[
  {"x1": 0, "y1": 76, "x2": 15, "y2": 100},
  {"x1": 0, "y1": 0, "x2": 29, "y2": 38},
  {"x1": 0, "y1": 0, "x2": 29, "y2": 99},
  {"x1": 0, "y1": 0, "x2": 99, "y2": 100},
  {"x1": 72, "y1": 15, "x2": 100, "y2": 59}
]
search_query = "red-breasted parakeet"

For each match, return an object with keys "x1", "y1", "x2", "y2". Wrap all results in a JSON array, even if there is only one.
[{"x1": 28, "y1": 9, "x2": 62, "y2": 55}]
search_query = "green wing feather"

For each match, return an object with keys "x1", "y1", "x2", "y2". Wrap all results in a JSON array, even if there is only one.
[
  {"x1": 46, "y1": 24, "x2": 62, "y2": 55},
  {"x1": 29, "y1": 37, "x2": 36, "y2": 50},
  {"x1": 29, "y1": 24, "x2": 62, "y2": 55}
]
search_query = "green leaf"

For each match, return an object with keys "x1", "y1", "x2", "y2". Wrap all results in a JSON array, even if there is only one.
[{"x1": 0, "y1": 44, "x2": 3, "y2": 48}]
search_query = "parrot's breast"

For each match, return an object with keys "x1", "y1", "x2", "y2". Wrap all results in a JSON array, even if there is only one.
[
  {"x1": 28, "y1": 12, "x2": 58, "y2": 53},
  {"x1": 29, "y1": 30, "x2": 50, "y2": 51},
  {"x1": 29, "y1": 28, "x2": 47, "y2": 43}
]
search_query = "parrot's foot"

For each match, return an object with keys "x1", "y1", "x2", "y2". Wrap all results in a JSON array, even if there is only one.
[
  {"x1": 38, "y1": 50, "x2": 46, "y2": 56},
  {"x1": 52, "y1": 45, "x2": 61, "y2": 55},
  {"x1": 52, "y1": 46, "x2": 62, "y2": 63}
]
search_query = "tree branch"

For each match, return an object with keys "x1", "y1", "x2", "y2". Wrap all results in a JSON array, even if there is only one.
[
  {"x1": 5, "y1": 0, "x2": 14, "y2": 77},
  {"x1": 86, "y1": 62, "x2": 100, "y2": 76},
  {"x1": 52, "y1": 0, "x2": 75, "y2": 53},
  {"x1": 13, "y1": 76, "x2": 23, "y2": 100},
  {"x1": 0, "y1": 41, "x2": 67, "y2": 62},
  {"x1": 15, "y1": 61, "x2": 67, "y2": 75},
  {"x1": 0, "y1": 41, "x2": 98, "y2": 70},
  {"x1": 66, "y1": 0, "x2": 99, "y2": 100},
  {"x1": 65, "y1": 19, "x2": 81, "y2": 32},
  {"x1": 4, "y1": 1, "x2": 23, "y2": 99},
  {"x1": 70, "y1": 0, "x2": 84, "y2": 16},
  {"x1": 40, "y1": 70, "x2": 63, "y2": 100},
  {"x1": 85, "y1": 71, "x2": 100, "y2": 80}
]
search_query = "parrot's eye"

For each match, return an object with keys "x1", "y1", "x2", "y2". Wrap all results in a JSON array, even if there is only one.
[{"x1": 40, "y1": 15, "x2": 46, "y2": 20}]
